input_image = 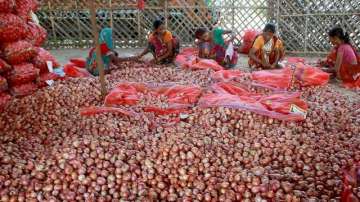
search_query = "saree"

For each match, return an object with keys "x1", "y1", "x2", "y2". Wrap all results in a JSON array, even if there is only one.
[
  {"x1": 148, "y1": 30, "x2": 180, "y2": 64},
  {"x1": 86, "y1": 28, "x2": 114, "y2": 76},
  {"x1": 248, "y1": 35, "x2": 285, "y2": 69},
  {"x1": 325, "y1": 45, "x2": 360, "y2": 84}
]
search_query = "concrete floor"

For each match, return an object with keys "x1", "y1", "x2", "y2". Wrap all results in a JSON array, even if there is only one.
[
  {"x1": 49, "y1": 48, "x2": 358, "y2": 101},
  {"x1": 50, "y1": 48, "x2": 320, "y2": 69},
  {"x1": 50, "y1": 48, "x2": 144, "y2": 66}
]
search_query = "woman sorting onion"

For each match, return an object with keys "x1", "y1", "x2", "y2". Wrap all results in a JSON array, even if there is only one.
[
  {"x1": 319, "y1": 27, "x2": 360, "y2": 83},
  {"x1": 135, "y1": 19, "x2": 180, "y2": 64},
  {"x1": 86, "y1": 28, "x2": 131, "y2": 76},
  {"x1": 248, "y1": 23, "x2": 285, "y2": 69}
]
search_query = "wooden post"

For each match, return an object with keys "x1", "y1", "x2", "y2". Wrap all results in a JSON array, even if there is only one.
[
  {"x1": 89, "y1": 2, "x2": 107, "y2": 97},
  {"x1": 109, "y1": 0, "x2": 114, "y2": 29},
  {"x1": 48, "y1": 2, "x2": 57, "y2": 45},
  {"x1": 164, "y1": 0, "x2": 169, "y2": 29}
]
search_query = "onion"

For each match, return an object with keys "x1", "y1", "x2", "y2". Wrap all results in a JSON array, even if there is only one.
[{"x1": 0, "y1": 62, "x2": 358, "y2": 201}]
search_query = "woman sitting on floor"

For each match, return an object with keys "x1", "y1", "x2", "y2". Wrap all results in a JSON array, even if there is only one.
[
  {"x1": 136, "y1": 19, "x2": 180, "y2": 64},
  {"x1": 194, "y1": 27, "x2": 238, "y2": 69},
  {"x1": 86, "y1": 28, "x2": 132, "y2": 76},
  {"x1": 319, "y1": 27, "x2": 360, "y2": 83},
  {"x1": 248, "y1": 23, "x2": 285, "y2": 69}
]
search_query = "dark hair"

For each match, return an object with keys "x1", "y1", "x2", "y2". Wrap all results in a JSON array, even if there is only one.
[
  {"x1": 328, "y1": 27, "x2": 351, "y2": 44},
  {"x1": 153, "y1": 19, "x2": 164, "y2": 30},
  {"x1": 263, "y1": 23, "x2": 276, "y2": 33},
  {"x1": 195, "y1": 28, "x2": 207, "y2": 39}
]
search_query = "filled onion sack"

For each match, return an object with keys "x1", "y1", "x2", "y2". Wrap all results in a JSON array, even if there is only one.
[
  {"x1": 0, "y1": 13, "x2": 28, "y2": 43},
  {"x1": 3, "y1": 41, "x2": 37, "y2": 65},
  {"x1": 0, "y1": 75, "x2": 8, "y2": 93},
  {"x1": 5, "y1": 63, "x2": 39, "y2": 86},
  {"x1": 38, "y1": 72, "x2": 60, "y2": 88},
  {"x1": 25, "y1": 22, "x2": 47, "y2": 46},
  {"x1": 33, "y1": 47, "x2": 60, "y2": 73},
  {"x1": 9, "y1": 82, "x2": 38, "y2": 97},
  {"x1": 0, "y1": 0, "x2": 16, "y2": 13},
  {"x1": 15, "y1": 0, "x2": 39, "y2": 21},
  {"x1": 239, "y1": 29, "x2": 260, "y2": 54},
  {"x1": 0, "y1": 58, "x2": 12, "y2": 73}
]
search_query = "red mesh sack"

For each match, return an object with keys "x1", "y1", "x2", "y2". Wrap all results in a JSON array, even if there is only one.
[
  {"x1": 80, "y1": 106, "x2": 137, "y2": 117},
  {"x1": 64, "y1": 63, "x2": 92, "y2": 78},
  {"x1": 3, "y1": 41, "x2": 37, "y2": 65},
  {"x1": 0, "y1": 0, "x2": 16, "y2": 13},
  {"x1": 10, "y1": 82, "x2": 37, "y2": 97},
  {"x1": 175, "y1": 54, "x2": 197, "y2": 69},
  {"x1": 199, "y1": 82, "x2": 307, "y2": 121},
  {"x1": 15, "y1": 0, "x2": 35, "y2": 21},
  {"x1": 143, "y1": 106, "x2": 189, "y2": 116},
  {"x1": 175, "y1": 48, "x2": 198, "y2": 69},
  {"x1": 137, "y1": 0, "x2": 145, "y2": 10},
  {"x1": 25, "y1": 22, "x2": 47, "y2": 46},
  {"x1": 153, "y1": 85, "x2": 202, "y2": 105},
  {"x1": 251, "y1": 67, "x2": 293, "y2": 89},
  {"x1": 31, "y1": 0, "x2": 39, "y2": 12},
  {"x1": 341, "y1": 163, "x2": 360, "y2": 202},
  {"x1": 0, "y1": 92, "x2": 12, "y2": 111},
  {"x1": 0, "y1": 58, "x2": 12, "y2": 73},
  {"x1": 38, "y1": 72, "x2": 60, "y2": 88},
  {"x1": 70, "y1": 58, "x2": 86, "y2": 68},
  {"x1": 0, "y1": 75, "x2": 8, "y2": 92},
  {"x1": 286, "y1": 57, "x2": 306, "y2": 64},
  {"x1": 211, "y1": 70, "x2": 245, "y2": 82},
  {"x1": 239, "y1": 29, "x2": 260, "y2": 54},
  {"x1": 0, "y1": 13, "x2": 28, "y2": 43},
  {"x1": 211, "y1": 82, "x2": 258, "y2": 97},
  {"x1": 190, "y1": 59, "x2": 224, "y2": 71},
  {"x1": 6, "y1": 63, "x2": 39, "y2": 86},
  {"x1": 33, "y1": 48, "x2": 60, "y2": 73},
  {"x1": 105, "y1": 82, "x2": 147, "y2": 106},
  {"x1": 293, "y1": 63, "x2": 330, "y2": 87}
]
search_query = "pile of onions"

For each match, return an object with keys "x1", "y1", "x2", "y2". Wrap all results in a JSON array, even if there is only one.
[
  {"x1": 0, "y1": 62, "x2": 359, "y2": 201},
  {"x1": 107, "y1": 62, "x2": 213, "y2": 88}
]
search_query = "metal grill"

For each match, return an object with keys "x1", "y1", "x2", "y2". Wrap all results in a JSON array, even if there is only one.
[
  {"x1": 277, "y1": 0, "x2": 360, "y2": 54},
  {"x1": 37, "y1": 0, "x2": 360, "y2": 54}
]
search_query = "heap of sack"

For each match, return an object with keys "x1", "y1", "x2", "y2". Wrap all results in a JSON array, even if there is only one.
[{"x1": 0, "y1": 0, "x2": 60, "y2": 109}]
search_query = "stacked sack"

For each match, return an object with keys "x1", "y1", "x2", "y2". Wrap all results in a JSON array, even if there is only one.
[{"x1": 0, "y1": 0, "x2": 60, "y2": 109}]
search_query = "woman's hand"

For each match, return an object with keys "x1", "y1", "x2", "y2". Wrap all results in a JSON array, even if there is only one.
[{"x1": 262, "y1": 62, "x2": 271, "y2": 69}]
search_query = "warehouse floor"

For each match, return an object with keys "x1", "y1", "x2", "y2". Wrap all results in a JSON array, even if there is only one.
[
  {"x1": 50, "y1": 48, "x2": 359, "y2": 101},
  {"x1": 50, "y1": 48, "x2": 321, "y2": 70}
]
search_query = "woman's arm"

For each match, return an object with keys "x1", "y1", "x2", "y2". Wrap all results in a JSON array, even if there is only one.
[
  {"x1": 249, "y1": 48, "x2": 269, "y2": 68},
  {"x1": 137, "y1": 47, "x2": 150, "y2": 59},
  {"x1": 334, "y1": 50, "x2": 344, "y2": 79},
  {"x1": 271, "y1": 48, "x2": 281, "y2": 68}
]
